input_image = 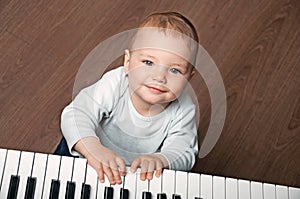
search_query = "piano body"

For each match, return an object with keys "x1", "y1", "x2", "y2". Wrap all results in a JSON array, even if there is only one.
[{"x1": 0, "y1": 148, "x2": 299, "y2": 199}]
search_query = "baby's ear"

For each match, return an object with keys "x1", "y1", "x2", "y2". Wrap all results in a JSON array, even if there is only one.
[
  {"x1": 188, "y1": 67, "x2": 195, "y2": 80},
  {"x1": 123, "y1": 49, "x2": 130, "y2": 74}
]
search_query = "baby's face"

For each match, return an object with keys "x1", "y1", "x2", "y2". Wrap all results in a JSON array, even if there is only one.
[{"x1": 124, "y1": 48, "x2": 194, "y2": 108}]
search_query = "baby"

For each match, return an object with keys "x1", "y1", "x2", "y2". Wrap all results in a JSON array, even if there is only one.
[{"x1": 60, "y1": 12, "x2": 199, "y2": 185}]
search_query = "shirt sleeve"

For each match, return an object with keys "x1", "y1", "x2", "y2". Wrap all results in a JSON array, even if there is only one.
[
  {"x1": 158, "y1": 94, "x2": 199, "y2": 171},
  {"x1": 60, "y1": 67, "x2": 124, "y2": 155}
]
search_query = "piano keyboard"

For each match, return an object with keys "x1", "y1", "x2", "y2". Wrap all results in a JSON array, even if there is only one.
[{"x1": 0, "y1": 149, "x2": 299, "y2": 199}]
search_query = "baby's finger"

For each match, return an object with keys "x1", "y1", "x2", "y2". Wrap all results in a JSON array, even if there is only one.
[
  {"x1": 140, "y1": 160, "x2": 149, "y2": 181},
  {"x1": 130, "y1": 158, "x2": 141, "y2": 173},
  {"x1": 116, "y1": 157, "x2": 126, "y2": 176},
  {"x1": 103, "y1": 165, "x2": 115, "y2": 185},
  {"x1": 146, "y1": 160, "x2": 155, "y2": 180},
  {"x1": 155, "y1": 160, "x2": 163, "y2": 178},
  {"x1": 97, "y1": 162, "x2": 105, "y2": 183},
  {"x1": 109, "y1": 161, "x2": 122, "y2": 184}
]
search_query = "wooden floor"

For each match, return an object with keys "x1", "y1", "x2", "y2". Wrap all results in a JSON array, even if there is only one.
[{"x1": 1, "y1": 0, "x2": 300, "y2": 187}]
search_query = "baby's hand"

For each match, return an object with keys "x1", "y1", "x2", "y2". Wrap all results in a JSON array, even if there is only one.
[
  {"x1": 130, "y1": 154, "x2": 167, "y2": 181},
  {"x1": 74, "y1": 137, "x2": 126, "y2": 185},
  {"x1": 87, "y1": 146, "x2": 126, "y2": 185}
]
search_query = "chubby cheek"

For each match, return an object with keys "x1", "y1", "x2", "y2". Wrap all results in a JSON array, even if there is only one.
[
  {"x1": 166, "y1": 78, "x2": 188, "y2": 97},
  {"x1": 127, "y1": 67, "x2": 148, "y2": 91}
]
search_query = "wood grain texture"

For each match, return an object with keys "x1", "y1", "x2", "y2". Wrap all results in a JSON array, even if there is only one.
[{"x1": 0, "y1": 0, "x2": 299, "y2": 187}]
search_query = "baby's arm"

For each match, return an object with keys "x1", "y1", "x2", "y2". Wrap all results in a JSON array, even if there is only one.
[
  {"x1": 61, "y1": 68, "x2": 126, "y2": 184},
  {"x1": 158, "y1": 100, "x2": 198, "y2": 171},
  {"x1": 74, "y1": 137, "x2": 126, "y2": 185}
]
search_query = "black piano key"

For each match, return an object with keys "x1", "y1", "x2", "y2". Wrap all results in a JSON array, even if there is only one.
[
  {"x1": 194, "y1": 197, "x2": 203, "y2": 199},
  {"x1": 24, "y1": 177, "x2": 37, "y2": 199},
  {"x1": 80, "y1": 183, "x2": 91, "y2": 199},
  {"x1": 120, "y1": 188, "x2": 129, "y2": 199},
  {"x1": 7, "y1": 175, "x2": 20, "y2": 199},
  {"x1": 49, "y1": 179, "x2": 60, "y2": 199},
  {"x1": 65, "y1": 181, "x2": 76, "y2": 199},
  {"x1": 172, "y1": 194, "x2": 181, "y2": 199},
  {"x1": 104, "y1": 186, "x2": 114, "y2": 199},
  {"x1": 157, "y1": 193, "x2": 167, "y2": 199},
  {"x1": 142, "y1": 191, "x2": 152, "y2": 199}
]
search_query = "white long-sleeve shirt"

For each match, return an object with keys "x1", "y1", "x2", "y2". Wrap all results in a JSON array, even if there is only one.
[{"x1": 61, "y1": 66, "x2": 198, "y2": 170}]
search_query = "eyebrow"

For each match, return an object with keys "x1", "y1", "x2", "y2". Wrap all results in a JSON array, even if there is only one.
[
  {"x1": 138, "y1": 53, "x2": 158, "y2": 60},
  {"x1": 137, "y1": 52, "x2": 189, "y2": 70},
  {"x1": 171, "y1": 62, "x2": 188, "y2": 67},
  {"x1": 138, "y1": 53, "x2": 187, "y2": 64}
]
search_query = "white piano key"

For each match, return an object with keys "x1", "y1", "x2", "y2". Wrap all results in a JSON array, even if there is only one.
[
  {"x1": 31, "y1": 152, "x2": 47, "y2": 199},
  {"x1": 111, "y1": 181, "x2": 123, "y2": 199},
  {"x1": 0, "y1": 149, "x2": 7, "y2": 190},
  {"x1": 188, "y1": 172, "x2": 200, "y2": 199},
  {"x1": 42, "y1": 154, "x2": 61, "y2": 199},
  {"x1": 162, "y1": 169, "x2": 175, "y2": 199},
  {"x1": 111, "y1": 167, "x2": 139, "y2": 199},
  {"x1": 238, "y1": 179, "x2": 250, "y2": 199},
  {"x1": 251, "y1": 181, "x2": 263, "y2": 199},
  {"x1": 2, "y1": 147, "x2": 300, "y2": 199},
  {"x1": 175, "y1": 170, "x2": 188, "y2": 199},
  {"x1": 136, "y1": 176, "x2": 149, "y2": 199},
  {"x1": 263, "y1": 183, "x2": 276, "y2": 199},
  {"x1": 0, "y1": 150, "x2": 21, "y2": 198},
  {"x1": 85, "y1": 164, "x2": 98, "y2": 199},
  {"x1": 124, "y1": 171, "x2": 137, "y2": 199},
  {"x1": 226, "y1": 178, "x2": 238, "y2": 199},
  {"x1": 58, "y1": 156, "x2": 74, "y2": 199},
  {"x1": 289, "y1": 187, "x2": 300, "y2": 199},
  {"x1": 97, "y1": 174, "x2": 110, "y2": 199},
  {"x1": 149, "y1": 173, "x2": 162, "y2": 198},
  {"x1": 72, "y1": 157, "x2": 87, "y2": 198},
  {"x1": 111, "y1": 172, "x2": 125, "y2": 199},
  {"x1": 16, "y1": 151, "x2": 34, "y2": 199},
  {"x1": 213, "y1": 176, "x2": 225, "y2": 199},
  {"x1": 276, "y1": 185, "x2": 289, "y2": 199},
  {"x1": 201, "y1": 174, "x2": 212, "y2": 199}
]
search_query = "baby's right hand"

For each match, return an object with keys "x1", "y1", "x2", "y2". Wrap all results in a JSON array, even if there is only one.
[{"x1": 74, "y1": 137, "x2": 126, "y2": 185}]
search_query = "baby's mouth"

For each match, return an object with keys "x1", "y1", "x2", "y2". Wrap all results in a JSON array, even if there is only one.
[{"x1": 145, "y1": 85, "x2": 167, "y2": 93}]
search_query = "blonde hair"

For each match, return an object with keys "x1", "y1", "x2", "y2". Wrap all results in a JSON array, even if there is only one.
[
  {"x1": 139, "y1": 12, "x2": 199, "y2": 43},
  {"x1": 133, "y1": 12, "x2": 199, "y2": 65}
]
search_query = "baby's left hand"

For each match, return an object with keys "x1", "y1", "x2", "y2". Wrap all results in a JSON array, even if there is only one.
[{"x1": 130, "y1": 154, "x2": 167, "y2": 180}]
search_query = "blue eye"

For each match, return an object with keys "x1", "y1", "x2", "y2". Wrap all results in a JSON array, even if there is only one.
[
  {"x1": 169, "y1": 68, "x2": 181, "y2": 74},
  {"x1": 143, "y1": 60, "x2": 154, "y2": 67}
]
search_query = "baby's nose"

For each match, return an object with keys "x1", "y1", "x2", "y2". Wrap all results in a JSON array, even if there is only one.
[{"x1": 151, "y1": 65, "x2": 168, "y2": 83}]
